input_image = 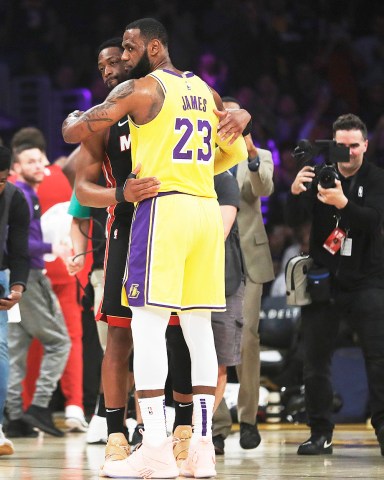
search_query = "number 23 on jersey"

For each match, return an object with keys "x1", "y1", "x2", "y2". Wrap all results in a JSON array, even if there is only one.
[{"x1": 172, "y1": 117, "x2": 213, "y2": 164}]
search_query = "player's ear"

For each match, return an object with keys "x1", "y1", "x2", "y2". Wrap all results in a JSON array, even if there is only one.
[{"x1": 148, "y1": 38, "x2": 161, "y2": 57}]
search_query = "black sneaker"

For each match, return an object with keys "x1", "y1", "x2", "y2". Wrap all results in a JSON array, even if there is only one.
[
  {"x1": 297, "y1": 434, "x2": 333, "y2": 455},
  {"x1": 376, "y1": 424, "x2": 384, "y2": 456},
  {"x1": 22, "y1": 405, "x2": 64, "y2": 437},
  {"x1": 213, "y1": 434, "x2": 225, "y2": 455},
  {"x1": 130, "y1": 423, "x2": 144, "y2": 446},
  {"x1": 239, "y1": 422, "x2": 261, "y2": 449},
  {"x1": 5, "y1": 418, "x2": 39, "y2": 438}
]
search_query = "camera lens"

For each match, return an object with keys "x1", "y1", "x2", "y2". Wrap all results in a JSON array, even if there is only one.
[{"x1": 318, "y1": 165, "x2": 339, "y2": 189}]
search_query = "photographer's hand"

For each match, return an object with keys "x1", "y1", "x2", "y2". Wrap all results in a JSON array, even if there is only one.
[
  {"x1": 291, "y1": 166, "x2": 315, "y2": 195},
  {"x1": 317, "y1": 180, "x2": 348, "y2": 209}
]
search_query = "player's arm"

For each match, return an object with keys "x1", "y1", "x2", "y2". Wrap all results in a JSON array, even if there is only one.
[
  {"x1": 210, "y1": 90, "x2": 248, "y2": 174},
  {"x1": 66, "y1": 193, "x2": 91, "y2": 276},
  {"x1": 75, "y1": 132, "x2": 160, "y2": 207},
  {"x1": 62, "y1": 77, "x2": 154, "y2": 144},
  {"x1": 66, "y1": 217, "x2": 90, "y2": 276},
  {"x1": 74, "y1": 132, "x2": 117, "y2": 208}
]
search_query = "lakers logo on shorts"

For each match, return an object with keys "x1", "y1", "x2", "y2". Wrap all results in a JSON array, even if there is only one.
[{"x1": 128, "y1": 284, "x2": 140, "y2": 299}]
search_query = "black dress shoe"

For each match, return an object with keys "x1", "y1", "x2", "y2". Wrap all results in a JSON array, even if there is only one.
[
  {"x1": 5, "y1": 418, "x2": 39, "y2": 438},
  {"x1": 376, "y1": 424, "x2": 384, "y2": 456},
  {"x1": 297, "y1": 434, "x2": 333, "y2": 455},
  {"x1": 239, "y1": 422, "x2": 261, "y2": 449},
  {"x1": 22, "y1": 405, "x2": 64, "y2": 437},
  {"x1": 212, "y1": 434, "x2": 225, "y2": 455}
]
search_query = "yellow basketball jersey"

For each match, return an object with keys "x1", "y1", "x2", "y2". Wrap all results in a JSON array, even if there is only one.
[{"x1": 128, "y1": 69, "x2": 219, "y2": 198}]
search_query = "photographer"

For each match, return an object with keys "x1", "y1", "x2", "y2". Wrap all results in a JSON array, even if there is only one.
[{"x1": 286, "y1": 113, "x2": 384, "y2": 456}]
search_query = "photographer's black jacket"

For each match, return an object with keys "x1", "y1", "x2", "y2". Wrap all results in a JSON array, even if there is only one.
[{"x1": 286, "y1": 160, "x2": 384, "y2": 291}]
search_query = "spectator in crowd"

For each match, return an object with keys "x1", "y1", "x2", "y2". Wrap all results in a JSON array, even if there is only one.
[
  {"x1": 5, "y1": 143, "x2": 71, "y2": 438},
  {"x1": 219, "y1": 96, "x2": 275, "y2": 450},
  {"x1": 11, "y1": 127, "x2": 88, "y2": 432},
  {"x1": 211, "y1": 169, "x2": 244, "y2": 455},
  {"x1": 0, "y1": 146, "x2": 30, "y2": 455}
]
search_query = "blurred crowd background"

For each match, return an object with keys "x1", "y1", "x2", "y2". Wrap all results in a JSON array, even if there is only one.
[{"x1": 1, "y1": 0, "x2": 384, "y2": 278}]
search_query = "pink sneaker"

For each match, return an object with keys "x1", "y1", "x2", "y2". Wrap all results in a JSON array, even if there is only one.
[
  {"x1": 179, "y1": 437, "x2": 216, "y2": 478},
  {"x1": 101, "y1": 435, "x2": 179, "y2": 479}
]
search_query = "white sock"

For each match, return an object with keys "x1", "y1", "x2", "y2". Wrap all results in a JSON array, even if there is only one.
[
  {"x1": 138, "y1": 396, "x2": 167, "y2": 447},
  {"x1": 191, "y1": 394, "x2": 215, "y2": 444}
]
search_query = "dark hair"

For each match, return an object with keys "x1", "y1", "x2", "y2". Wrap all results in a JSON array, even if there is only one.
[
  {"x1": 97, "y1": 37, "x2": 123, "y2": 57},
  {"x1": 332, "y1": 113, "x2": 368, "y2": 140},
  {"x1": 11, "y1": 127, "x2": 46, "y2": 151},
  {"x1": 125, "y1": 18, "x2": 168, "y2": 47},
  {"x1": 0, "y1": 146, "x2": 11, "y2": 171},
  {"x1": 12, "y1": 143, "x2": 40, "y2": 164},
  {"x1": 222, "y1": 96, "x2": 241, "y2": 108}
]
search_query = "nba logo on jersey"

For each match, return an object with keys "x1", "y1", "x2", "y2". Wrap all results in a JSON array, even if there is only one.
[{"x1": 128, "y1": 284, "x2": 140, "y2": 299}]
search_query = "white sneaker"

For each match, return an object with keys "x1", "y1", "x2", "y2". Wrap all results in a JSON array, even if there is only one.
[
  {"x1": 101, "y1": 435, "x2": 179, "y2": 479},
  {"x1": 87, "y1": 414, "x2": 108, "y2": 444},
  {"x1": 0, "y1": 424, "x2": 14, "y2": 456},
  {"x1": 65, "y1": 405, "x2": 89, "y2": 433},
  {"x1": 180, "y1": 437, "x2": 216, "y2": 478}
]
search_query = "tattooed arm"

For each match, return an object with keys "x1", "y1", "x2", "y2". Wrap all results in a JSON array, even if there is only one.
[{"x1": 62, "y1": 76, "x2": 161, "y2": 144}]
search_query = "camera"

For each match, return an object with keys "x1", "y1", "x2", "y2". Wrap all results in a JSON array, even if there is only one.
[{"x1": 292, "y1": 139, "x2": 350, "y2": 189}]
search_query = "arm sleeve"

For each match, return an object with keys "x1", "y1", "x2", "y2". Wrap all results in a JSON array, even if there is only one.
[
  {"x1": 7, "y1": 190, "x2": 30, "y2": 289},
  {"x1": 214, "y1": 135, "x2": 248, "y2": 175},
  {"x1": 28, "y1": 238, "x2": 52, "y2": 257}
]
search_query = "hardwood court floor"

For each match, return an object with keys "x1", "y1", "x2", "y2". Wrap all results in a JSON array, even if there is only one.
[{"x1": 0, "y1": 424, "x2": 383, "y2": 479}]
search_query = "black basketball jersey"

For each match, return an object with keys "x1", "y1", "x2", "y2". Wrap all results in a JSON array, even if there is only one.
[{"x1": 102, "y1": 115, "x2": 134, "y2": 222}]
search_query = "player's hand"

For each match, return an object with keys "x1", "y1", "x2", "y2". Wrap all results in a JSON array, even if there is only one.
[
  {"x1": 123, "y1": 163, "x2": 161, "y2": 202},
  {"x1": 291, "y1": 166, "x2": 315, "y2": 195},
  {"x1": 215, "y1": 108, "x2": 251, "y2": 144},
  {"x1": 244, "y1": 133, "x2": 258, "y2": 159}
]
